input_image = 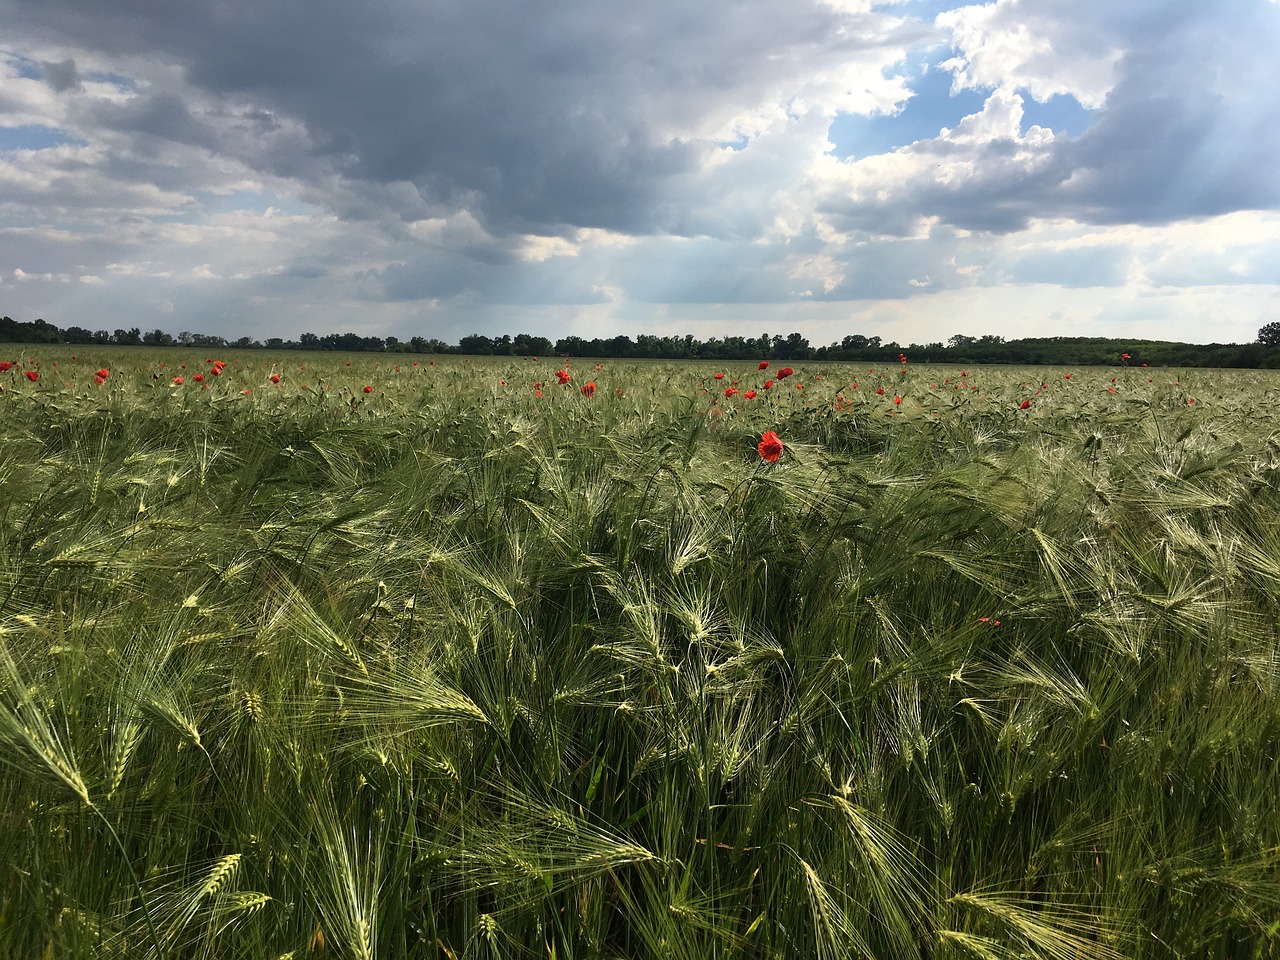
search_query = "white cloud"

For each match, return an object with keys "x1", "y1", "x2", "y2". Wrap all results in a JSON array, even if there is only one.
[{"x1": 937, "y1": 0, "x2": 1121, "y2": 108}]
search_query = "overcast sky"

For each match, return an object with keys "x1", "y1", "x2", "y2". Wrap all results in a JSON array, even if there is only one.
[{"x1": 2, "y1": 0, "x2": 1278, "y2": 346}]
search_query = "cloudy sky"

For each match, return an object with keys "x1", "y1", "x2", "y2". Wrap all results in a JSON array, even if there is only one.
[{"x1": 2, "y1": 0, "x2": 1278, "y2": 347}]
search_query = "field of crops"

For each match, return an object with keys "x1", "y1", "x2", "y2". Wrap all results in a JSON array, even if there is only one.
[{"x1": 2, "y1": 347, "x2": 1279, "y2": 959}]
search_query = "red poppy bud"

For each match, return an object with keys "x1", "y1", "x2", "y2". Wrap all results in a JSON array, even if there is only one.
[
  {"x1": 758, "y1": 360, "x2": 769, "y2": 370},
  {"x1": 363, "y1": 385, "x2": 374, "y2": 393},
  {"x1": 24, "y1": 370, "x2": 39, "y2": 382}
]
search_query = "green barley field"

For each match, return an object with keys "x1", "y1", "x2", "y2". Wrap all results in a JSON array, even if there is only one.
[{"x1": 2, "y1": 347, "x2": 1278, "y2": 959}]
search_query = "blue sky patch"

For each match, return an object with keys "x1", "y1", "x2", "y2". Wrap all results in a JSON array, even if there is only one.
[
  {"x1": 827, "y1": 65, "x2": 983, "y2": 160},
  {"x1": 0, "y1": 125, "x2": 84, "y2": 151},
  {"x1": 875, "y1": 0, "x2": 961, "y2": 19},
  {"x1": 828, "y1": 61, "x2": 1097, "y2": 161},
  {"x1": 1020, "y1": 93, "x2": 1095, "y2": 139}
]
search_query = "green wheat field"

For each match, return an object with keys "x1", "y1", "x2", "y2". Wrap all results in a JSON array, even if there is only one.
[{"x1": 2, "y1": 347, "x2": 1278, "y2": 959}]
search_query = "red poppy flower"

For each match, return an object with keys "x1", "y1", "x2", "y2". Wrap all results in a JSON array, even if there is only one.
[
  {"x1": 363, "y1": 385, "x2": 374, "y2": 393},
  {"x1": 758, "y1": 360, "x2": 770, "y2": 370},
  {"x1": 172, "y1": 376, "x2": 184, "y2": 384},
  {"x1": 96, "y1": 368, "x2": 110, "y2": 379},
  {"x1": 757, "y1": 430, "x2": 784, "y2": 463},
  {"x1": 0, "y1": 361, "x2": 12, "y2": 372},
  {"x1": 763, "y1": 379, "x2": 774, "y2": 389},
  {"x1": 535, "y1": 390, "x2": 543, "y2": 398},
  {"x1": 270, "y1": 374, "x2": 281, "y2": 384},
  {"x1": 724, "y1": 386, "x2": 738, "y2": 397},
  {"x1": 193, "y1": 373, "x2": 205, "y2": 382},
  {"x1": 776, "y1": 367, "x2": 794, "y2": 379},
  {"x1": 556, "y1": 369, "x2": 571, "y2": 385},
  {"x1": 24, "y1": 370, "x2": 39, "y2": 382},
  {"x1": 1020, "y1": 399, "x2": 1031, "y2": 409},
  {"x1": 743, "y1": 390, "x2": 757, "y2": 400},
  {"x1": 894, "y1": 395, "x2": 902, "y2": 405},
  {"x1": 93, "y1": 375, "x2": 107, "y2": 385},
  {"x1": 875, "y1": 387, "x2": 884, "y2": 395},
  {"x1": 714, "y1": 372, "x2": 725, "y2": 380},
  {"x1": 581, "y1": 381, "x2": 596, "y2": 397}
]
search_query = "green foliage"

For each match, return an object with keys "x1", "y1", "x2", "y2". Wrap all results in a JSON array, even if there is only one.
[{"x1": 1, "y1": 349, "x2": 1279, "y2": 958}]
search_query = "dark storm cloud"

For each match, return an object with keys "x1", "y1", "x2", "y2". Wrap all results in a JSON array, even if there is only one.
[
  {"x1": 5, "y1": 0, "x2": 916, "y2": 236},
  {"x1": 1054, "y1": 0, "x2": 1280, "y2": 225},
  {"x1": 40, "y1": 57, "x2": 80, "y2": 91}
]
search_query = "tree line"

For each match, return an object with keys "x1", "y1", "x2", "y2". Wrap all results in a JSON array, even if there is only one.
[{"x1": 4, "y1": 314, "x2": 1280, "y2": 368}]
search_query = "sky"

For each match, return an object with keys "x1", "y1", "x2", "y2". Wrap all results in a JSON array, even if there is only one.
[{"x1": 1, "y1": 0, "x2": 1278, "y2": 348}]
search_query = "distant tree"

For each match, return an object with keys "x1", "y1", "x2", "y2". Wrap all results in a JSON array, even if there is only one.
[
  {"x1": 143, "y1": 328, "x2": 174, "y2": 346},
  {"x1": 555, "y1": 336, "x2": 587, "y2": 356},
  {"x1": 777, "y1": 332, "x2": 812, "y2": 360},
  {"x1": 513, "y1": 333, "x2": 553, "y2": 356},
  {"x1": 0, "y1": 317, "x2": 61, "y2": 343},
  {"x1": 458, "y1": 334, "x2": 494, "y2": 355},
  {"x1": 1258, "y1": 321, "x2": 1280, "y2": 348},
  {"x1": 1233, "y1": 343, "x2": 1267, "y2": 368}
]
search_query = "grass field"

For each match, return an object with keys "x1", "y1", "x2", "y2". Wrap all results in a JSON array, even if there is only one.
[{"x1": 2, "y1": 347, "x2": 1279, "y2": 959}]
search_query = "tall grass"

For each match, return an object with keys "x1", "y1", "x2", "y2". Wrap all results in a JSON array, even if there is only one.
[{"x1": 1, "y1": 351, "x2": 1278, "y2": 958}]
